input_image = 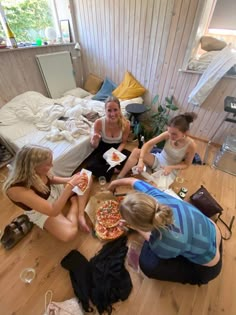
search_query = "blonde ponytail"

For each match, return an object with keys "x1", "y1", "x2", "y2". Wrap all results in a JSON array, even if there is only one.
[{"x1": 119, "y1": 192, "x2": 173, "y2": 232}]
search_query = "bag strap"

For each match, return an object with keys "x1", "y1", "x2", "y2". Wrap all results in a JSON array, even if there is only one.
[
  {"x1": 216, "y1": 214, "x2": 235, "y2": 240},
  {"x1": 44, "y1": 290, "x2": 53, "y2": 314}
]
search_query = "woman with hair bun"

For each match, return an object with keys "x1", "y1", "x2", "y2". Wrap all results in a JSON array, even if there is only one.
[
  {"x1": 108, "y1": 178, "x2": 222, "y2": 285},
  {"x1": 117, "y1": 112, "x2": 197, "y2": 186}
]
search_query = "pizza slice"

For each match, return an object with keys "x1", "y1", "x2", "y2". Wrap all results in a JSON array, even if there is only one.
[
  {"x1": 111, "y1": 151, "x2": 120, "y2": 162},
  {"x1": 95, "y1": 222, "x2": 124, "y2": 240},
  {"x1": 77, "y1": 172, "x2": 89, "y2": 192}
]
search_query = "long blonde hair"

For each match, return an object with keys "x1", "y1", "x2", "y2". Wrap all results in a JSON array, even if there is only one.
[
  {"x1": 119, "y1": 192, "x2": 173, "y2": 232},
  {"x1": 3, "y1": 144, "x2": 52, "y2": 194},
  {"x1": 105, "y1": 96, "x2": 128, "y2": 132}
]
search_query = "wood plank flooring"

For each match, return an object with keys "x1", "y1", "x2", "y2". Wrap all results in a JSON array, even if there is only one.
[{"x1": 0, "y1": 139, "x2": 235, "y2": 315}]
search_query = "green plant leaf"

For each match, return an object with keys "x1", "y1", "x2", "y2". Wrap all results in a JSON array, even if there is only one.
[
  {"x1": 166, "y1": 104, "x2": 178, "y2": 110},
  {"x1": 151, "y1": 94, "x2": 159, "y2": 107}
]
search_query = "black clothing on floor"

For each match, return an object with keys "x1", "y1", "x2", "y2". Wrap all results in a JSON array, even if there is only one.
[
  {"x1": 61, "y1": 250, "x2": 93, "y2": 312},
  {"x1": 61, "y1": 236, "x2": 132, "y2": 314},
  {"x1": 84, "y1": 141, "x2": 131, "y2": 182}
]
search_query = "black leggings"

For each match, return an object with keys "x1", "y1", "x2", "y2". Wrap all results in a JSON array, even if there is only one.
[
  {"x1": 84, "y1": 141, "x2": 130, "y2": 182},
  {"x1": 139, "y1": 240, "x2": 222, "y2": 285}
]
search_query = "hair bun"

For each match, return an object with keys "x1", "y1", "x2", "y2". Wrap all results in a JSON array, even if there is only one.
[{"x1": 183, "y1": 112, "x2": 197, "y2": 123}]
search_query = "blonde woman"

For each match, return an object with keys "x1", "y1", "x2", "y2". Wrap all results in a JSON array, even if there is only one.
[
  {"x1": 108, "y1": 178, "x2": 222, "y2": 285},
  {"x1": 3, "y1": 144, "x2": 92, "y2": 241},
  {"x1": 85, "y1": 96, "x2": 131, "y2": 182}
]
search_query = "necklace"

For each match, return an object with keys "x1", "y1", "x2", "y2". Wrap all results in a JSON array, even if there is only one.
[{"x1": 173, "y1": 136, "x2": 186, "y2": 147}]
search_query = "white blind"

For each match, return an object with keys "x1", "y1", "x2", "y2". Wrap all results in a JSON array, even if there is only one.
[
  {"x1": 36, "y1": 51, "x2": 76, "y2": 98},
  {"x1": 209, "y1": 0, "x2": 236, "y2": 30}
]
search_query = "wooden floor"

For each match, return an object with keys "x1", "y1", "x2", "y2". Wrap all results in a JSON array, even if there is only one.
[{"x1": 0, "y1": 139, "x2": 235, "y2": 315}]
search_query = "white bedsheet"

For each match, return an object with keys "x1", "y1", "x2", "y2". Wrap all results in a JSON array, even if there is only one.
[{"x1": 0, "y1": 91, "x2": 143, "y2": 176}]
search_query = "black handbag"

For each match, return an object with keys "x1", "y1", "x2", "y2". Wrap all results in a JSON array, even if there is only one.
[{"x1": 190, "y1": 185, "x2": 235, "y2": 240}]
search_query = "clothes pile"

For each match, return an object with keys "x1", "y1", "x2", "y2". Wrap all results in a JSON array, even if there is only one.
[{"x1": 61, "y1": 236, "x2": 132, "y2": 315}]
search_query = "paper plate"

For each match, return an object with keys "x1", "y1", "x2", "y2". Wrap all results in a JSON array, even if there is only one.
[
  {"x1": 103, "y1": 147, "x2": 127, "y2": 171},
  {"x1": 72, "y1": 168, "x2": 92, "y2": 196}
]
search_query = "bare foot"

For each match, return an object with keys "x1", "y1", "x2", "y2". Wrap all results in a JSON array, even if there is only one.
[{"x1": 78, "y1": 215, "x2": 90, "y2": 233}]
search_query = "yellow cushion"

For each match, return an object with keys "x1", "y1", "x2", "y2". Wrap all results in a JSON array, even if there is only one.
[
  {"x1": 112, "y1": 72, "x2": 146, "y2": 100},
  {"x1": 83, "y1": 73, "x2": 103, "y2": 94}
]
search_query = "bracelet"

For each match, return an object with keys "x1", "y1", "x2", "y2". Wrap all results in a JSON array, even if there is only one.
[{"x1": 66, "y1": 182, "x2": 75, "y2": 188}]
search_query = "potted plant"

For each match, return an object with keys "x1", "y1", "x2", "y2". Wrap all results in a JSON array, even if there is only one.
[{"x1": 140, "y1": 95, "x2": 178, "y2": 148}]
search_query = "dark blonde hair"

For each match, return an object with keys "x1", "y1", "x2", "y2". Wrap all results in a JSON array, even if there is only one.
[
  {"x1": 119, "y1": 192, "x2": 173, "y2": 232},
  {"x1": 105, "y1": 96, "x2": 128, "y2": 132},
  {"x1": 3, "y1": 144, "x2": 52, "y2": 194},
  {"x1": 168, "y1": 112, "x2": 197, "y2": 132}
]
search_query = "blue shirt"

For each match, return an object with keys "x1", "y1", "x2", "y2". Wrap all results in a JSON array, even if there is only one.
[{"x1": 133, "y1": 180, "x2": 216, "y2": 264}]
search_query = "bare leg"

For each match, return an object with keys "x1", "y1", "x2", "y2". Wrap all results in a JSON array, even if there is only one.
[
  {"x1": 118, "y1": 148, "x2": 156, "y2": 179},
  {"x1": 118, "y1": 148, "x2": 141, "y2": 178},
  {"x1": 77, "y1": 176, "x2": 93, "y2": 233},
  {"x1": 44, "y1": 196, "x2": 79, "y2": 242}
]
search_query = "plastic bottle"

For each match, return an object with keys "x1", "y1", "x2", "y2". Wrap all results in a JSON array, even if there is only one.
[
  {"x1": 0, "y1": 4, "x2": 17, "y2": 48},
  {"x1": 5, "y1": 22, "x2": 17, "y2": 48}
]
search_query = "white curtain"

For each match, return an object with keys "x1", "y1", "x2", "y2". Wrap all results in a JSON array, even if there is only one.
[{"x1": 188, "y1": 45, "x2": 236, "y2": 106}]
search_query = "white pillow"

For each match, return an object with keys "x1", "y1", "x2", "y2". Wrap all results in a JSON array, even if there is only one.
[{"x1": 63, "y1": 87, "x2": 91, "y2": 98}]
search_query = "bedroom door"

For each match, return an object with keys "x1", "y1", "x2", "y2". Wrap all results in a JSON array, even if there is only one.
[{"x1": 36, "y1": 51, "x2": 76, "y2": 98}]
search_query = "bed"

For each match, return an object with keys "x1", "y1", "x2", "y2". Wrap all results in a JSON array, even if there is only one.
[{"x1": 0, "y1": 90, "x2": 143, "y2": 176}]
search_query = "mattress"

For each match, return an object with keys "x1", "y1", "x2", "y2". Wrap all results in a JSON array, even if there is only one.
[{"x1": 0, "y1": 90, "x2": 143, "y2": 177}]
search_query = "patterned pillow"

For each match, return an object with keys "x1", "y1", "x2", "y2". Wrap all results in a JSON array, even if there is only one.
[
  {"x1": 92, "y1": 78, "x2": 117, "y2": 101},
  {"x1": 112, "y1": 72, "x2": 146, "y2": 100}
]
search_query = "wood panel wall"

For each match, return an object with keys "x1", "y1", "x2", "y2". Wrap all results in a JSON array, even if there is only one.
[
  {"x1": 73, "y1": 0, "x2": 236, "y2": 144},
  {"x1": 0, "y1": 44, "x2": 82, "y2": 107}
]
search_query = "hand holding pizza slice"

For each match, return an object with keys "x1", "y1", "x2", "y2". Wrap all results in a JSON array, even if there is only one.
[{"x1": 77, "y1": 172, "x2": 89, "y2": 192}]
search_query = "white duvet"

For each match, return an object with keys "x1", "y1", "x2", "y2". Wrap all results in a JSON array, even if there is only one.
[{"x1": 0, "y1": 91, "x2": 143, "y2": 176}]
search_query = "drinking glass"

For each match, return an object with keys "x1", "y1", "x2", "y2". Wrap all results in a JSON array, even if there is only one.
[
  {"x1": 98, "y1": 176, "x2": 107, "y2": 191},
  {"x1": 20, "y1": 268, "x2": 36, "y2": 284}
]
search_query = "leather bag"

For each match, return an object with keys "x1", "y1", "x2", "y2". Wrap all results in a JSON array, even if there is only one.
[
  {"x1": 190, "y1": 185, "x2": 235, "y2": 240},
  {"x1": 190, "y1": 185, "x2": 223, "y2": 217}
]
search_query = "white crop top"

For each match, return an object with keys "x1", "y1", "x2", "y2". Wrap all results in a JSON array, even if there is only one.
[{"x1": 101, "y1": 117, "x2": 122, "y2": 144}]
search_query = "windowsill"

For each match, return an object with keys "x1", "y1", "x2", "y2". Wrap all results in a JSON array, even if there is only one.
[
  {"x1": 179, "y1": 68, "x2": 236, "y2": 79},
  {"x1": 0, "y1": 42, "x2": 75, "y2": 53}
]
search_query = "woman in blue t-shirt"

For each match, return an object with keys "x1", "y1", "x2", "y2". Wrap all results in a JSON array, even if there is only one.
[{"x1": 108, "y1": 178, "x2": 222, "y2": 285}]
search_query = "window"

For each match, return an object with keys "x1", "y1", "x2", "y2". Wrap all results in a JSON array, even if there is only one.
[
  {"x1": 0, "y1": 0, "x2": 62, "y2": 46},
  {"x1": 183, "y1": 0, "x2": 236, "y2": 74}
]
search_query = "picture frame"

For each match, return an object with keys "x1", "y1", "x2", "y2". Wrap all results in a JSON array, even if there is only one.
[{"x1": 60, "y1": 19, "x2": 72, "y2": 43}]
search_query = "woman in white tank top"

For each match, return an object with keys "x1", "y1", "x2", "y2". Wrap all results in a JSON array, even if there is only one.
[
  {"x1": 117, "y1": 112, "x2": 197, "y2": 188},
  {"x1": 84, "y1": 96, "x2": 131, "y2": 182}
]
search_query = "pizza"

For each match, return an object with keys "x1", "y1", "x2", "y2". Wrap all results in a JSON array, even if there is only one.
[
  {"x1": 96, "y1": 200, "x2": 121, "y2": 228},
  {"x1": 95, "y1": 221, "x2": 124, "y2": 240},
  {"x1": 77, "y1": 172, "x2": 89, "y2": 192},
  {"x1": 95, "y1": 199, "x2": 125, "y2": 240},
  {"x1": 111, "y1": 151, "x2": 120, "y2": 162}
]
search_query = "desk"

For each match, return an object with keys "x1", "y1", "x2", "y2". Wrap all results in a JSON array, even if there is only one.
[{"x1": 126, "y1": 103, "x2": 147, "y2": 148}]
